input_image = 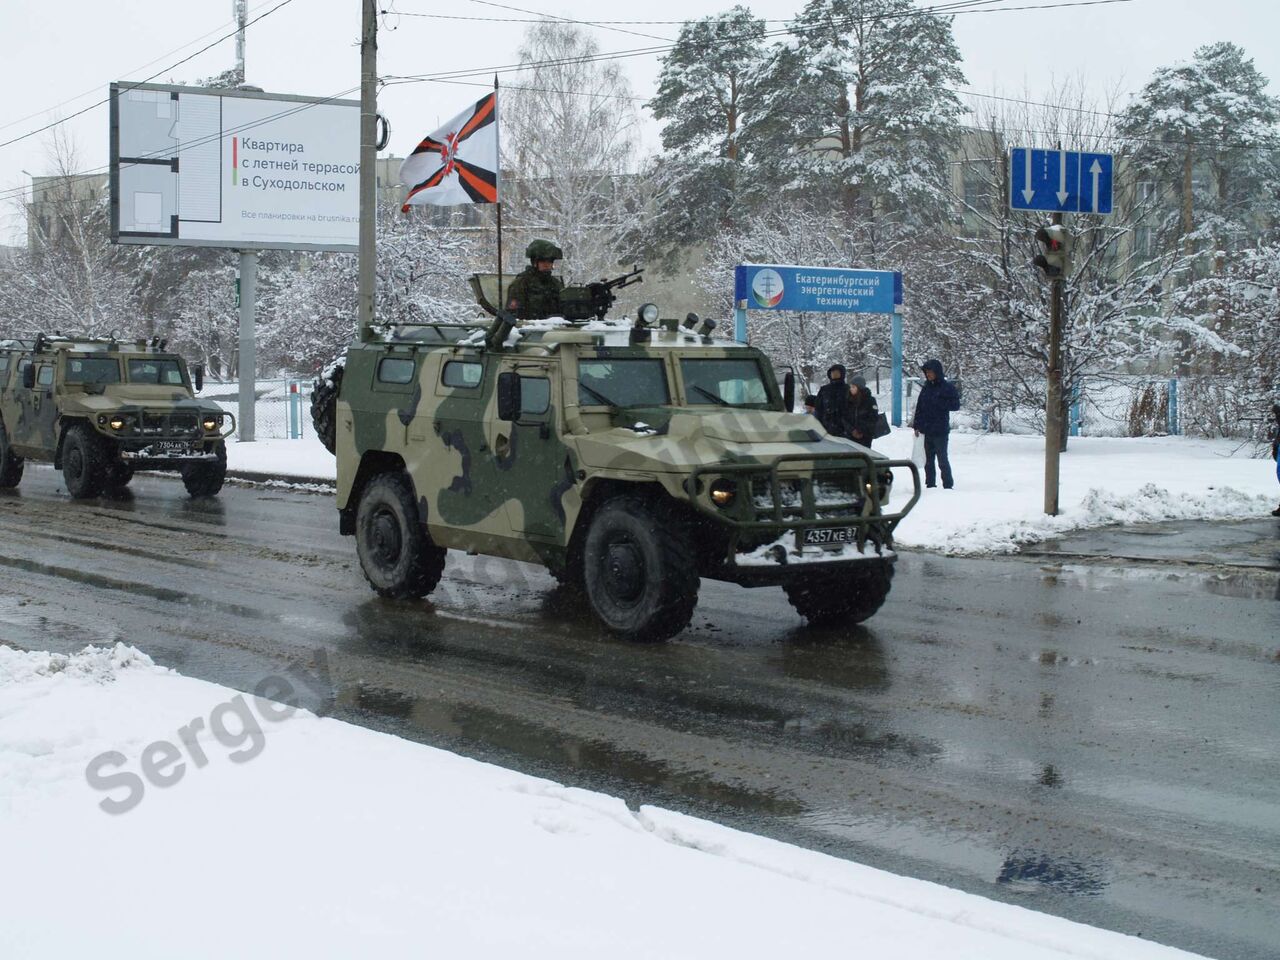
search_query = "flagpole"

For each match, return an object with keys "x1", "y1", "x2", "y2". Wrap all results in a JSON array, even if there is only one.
[{"x1": 494, "y1": 74, "x2": 504, "y2": 311}]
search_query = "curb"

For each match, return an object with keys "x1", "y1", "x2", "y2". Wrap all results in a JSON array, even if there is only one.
[{"x1": 225, "y1": 469, "x2": 336, "y2": 490}]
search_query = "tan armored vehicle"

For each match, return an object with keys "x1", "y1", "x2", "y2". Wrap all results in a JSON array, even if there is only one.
[
  {"x1": 0, "y1": 333, "x2": 234, "y2": 498},
  {"x1": 314, "y1": 284, "x2": 920, "y2": 642}
]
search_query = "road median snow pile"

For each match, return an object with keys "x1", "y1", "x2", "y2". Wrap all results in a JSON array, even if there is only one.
[{"x1": 0, "y1": 642, "x2": 1208, "y2": 959}]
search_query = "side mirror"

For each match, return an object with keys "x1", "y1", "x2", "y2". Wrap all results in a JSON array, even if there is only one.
[
  {"x1": 22, "y1": 365, "x2": 35, "y2": 389},
  {"x1": 192, "y1": 363, "x2": 204, "y2": 392},
  {"x1": 783, "y1": 372, "x2": 796, "y2": 412},
  {"x1": 496, "y1": 371, "x2": 522, "y2": 422}
]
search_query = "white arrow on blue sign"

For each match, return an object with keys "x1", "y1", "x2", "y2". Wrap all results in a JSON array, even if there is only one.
[{"x1": 1009, "y1": 148, "x2": 1113, "y2": 215}]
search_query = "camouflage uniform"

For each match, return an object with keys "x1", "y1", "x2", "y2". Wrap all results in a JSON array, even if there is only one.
[{"x1": 506, "y1": 265, "x2": 565, "y2": 320}]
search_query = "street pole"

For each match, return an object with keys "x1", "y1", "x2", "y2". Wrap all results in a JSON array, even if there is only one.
[
  {"x1": 357, "y1": 0, "x2": 377, "y2": 343},
  {"x1": 237, "y1": 251, "x2": 257, "y2": 442},
  {"x1": 891, "y1": 309, "x2": 904, "y2": 427},
  {"x1": 1044, "y1": 210, "x2": 1064, "y2": 516}
]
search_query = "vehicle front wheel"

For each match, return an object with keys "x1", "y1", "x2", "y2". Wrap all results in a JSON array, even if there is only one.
[
  {"x1": 105, "y1": 461, "x2": 134, "y2": 491},
  {"x1": 0, "y1": 420, "x2": 23, "y2": 488},
  {"x1": 181, "y1": 442, "x2": 226, "y2": 497},
  {"x1": 62, "y1": 423, "x2": 109, "y2": 499},
  {"x1": 783, "y1": 559, "x2": 895, "y2": 627},
  {"x1": 581, "y1": 495, "x2": 698, "y2": 642},
  {"x1": 355, "y1": 472, "x2": 446, "y2": 599}
]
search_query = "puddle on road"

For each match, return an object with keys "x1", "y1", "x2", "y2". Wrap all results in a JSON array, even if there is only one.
[{"x1": 337, "y1": 682, "x2": 807, "y2": 818}]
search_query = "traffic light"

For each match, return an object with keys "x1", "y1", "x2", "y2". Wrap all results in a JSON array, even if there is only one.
[{"x1": 1034, "y1": 224, "x2": 1072, "y2": 279}]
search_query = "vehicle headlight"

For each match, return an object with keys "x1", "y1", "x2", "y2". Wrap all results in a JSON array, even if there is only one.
[
  {"x1": 637, "y1": 302, "x2": 660, "y2": 325},
  {"x1": 202, "y1": 415, "x2": 220, "y2": 432},
  {"x1": 709, "y1": 479, "x2": 737, "y2": 508},
  {"x1": 108, "y1": 416, "x2": 127, "y2": 431}
]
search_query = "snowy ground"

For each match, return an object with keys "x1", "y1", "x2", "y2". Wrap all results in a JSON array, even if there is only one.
[
  {"x1": 223, "y1": 430, "x2": 1277, "y2": 555},
  {"x1": 0, "y1": 644, "x2": 1209, "y2": 960}
]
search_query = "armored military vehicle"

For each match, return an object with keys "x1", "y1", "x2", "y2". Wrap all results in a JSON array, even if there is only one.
[
  {"x1": 0, "y1": 333, "x2": 233, "y2": 499},
  {"x1": 313, "y1": 285, "x2": 920, "y2": 642}
]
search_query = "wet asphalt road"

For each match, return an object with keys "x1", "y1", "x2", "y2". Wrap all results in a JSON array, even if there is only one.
[{"x1": 1, "y1": 465, "x2": 1277, "y2": 960}]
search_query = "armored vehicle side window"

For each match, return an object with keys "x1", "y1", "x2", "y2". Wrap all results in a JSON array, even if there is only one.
[
  {"x1": 520, "y1": 377, "x2": 550, "y2": 415},
  {"x1": 680, "y1": 358, "x2": 771, "y2": 408},
  {"x1": 377, "y1": 357, "x2": 416, "y2": 384},
  {"x1": 37, "y1": 365, "x2": 54, "y2": 387},
  {"x1": 442, "y1": 360, "x2": 483, "y2": 388},
  {"x1": 65, "y1": 357, "x2": 122, "y2": 385},
  {"x1": 0, "y1": 355, "x2": 8, "y2": 387},
  {"x1": 128, "y1": 359, "x2": 185, "y2": 385},
  {"x1": 578, "y1": 359, "x2": 668, "y2": 408}
]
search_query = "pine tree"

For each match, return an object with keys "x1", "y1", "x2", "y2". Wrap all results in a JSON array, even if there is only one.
[
  {"x1": 741, "y1": 0, "x2": 965, "y2": 226},
  {"x1": 646, "y1": 7, "x2": 766, "y2": 257},
  {"x1": 1118, "y1": 42, "x2": 1280, "y2": 257}
]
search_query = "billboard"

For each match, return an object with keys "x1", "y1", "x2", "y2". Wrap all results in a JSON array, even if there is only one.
[{"x1": 109, "y1": 82, "x2": 359, "y2": 252}]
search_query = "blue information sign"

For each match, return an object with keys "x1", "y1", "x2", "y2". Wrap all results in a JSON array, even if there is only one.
[
  {"x1": 1009, "y1": 148, "x2": 1113, "y2": 215},
  {"x1": 733, "y1": 264, "x2": 903, "y2": 315}
]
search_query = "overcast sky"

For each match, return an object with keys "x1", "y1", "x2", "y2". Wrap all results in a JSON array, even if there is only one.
[{"x1": 2, "y1": 0, "x2": 1277, "y2": 242}]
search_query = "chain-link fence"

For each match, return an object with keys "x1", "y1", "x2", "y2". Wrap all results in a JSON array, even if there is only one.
[{"x1": 206, "y1": 378, "x2": 314, "y2": 441}]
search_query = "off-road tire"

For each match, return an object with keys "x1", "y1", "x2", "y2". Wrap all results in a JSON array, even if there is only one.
[
  {"x1": 581, "y1": 495, "x2": 699, "y2": 642},
  {"x1": 61, "y1": 423, "x2": 109, "y2": 499},
  {"x1": 105, "y1": 461, "x2": 134, "y2": 491},
  {"x1": 181, "y1": 441, "x2": 227, "y2": 497},
  {"x1": 0, "y1": 420, "x2": 23, "y2": 488},
  {"x1": 784, "y1": 559, "x2": 894, "y2": 626},
  {"x1": 356, "y1": 472, "x2": 446, "y2": 599},
  {"x1": 311, "y1": 363, "x2": 344, "y2": 455}
]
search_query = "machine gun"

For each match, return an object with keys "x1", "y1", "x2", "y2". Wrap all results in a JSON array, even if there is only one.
[{"x1": 559, "y1": 266, "x2": 645, "y2": 322}]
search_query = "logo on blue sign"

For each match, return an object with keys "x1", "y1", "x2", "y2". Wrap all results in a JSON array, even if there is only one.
[{"x1": 751, "y1": 269, "x2": 785, "y2": 308}]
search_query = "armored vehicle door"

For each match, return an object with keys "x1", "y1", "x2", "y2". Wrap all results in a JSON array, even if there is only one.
[
  {"x1": 488, "y1": 359, "x2": 575, "y2": 539},
  {"x1": 29, "y1": 361, "x2": 58, "y2": 453}
]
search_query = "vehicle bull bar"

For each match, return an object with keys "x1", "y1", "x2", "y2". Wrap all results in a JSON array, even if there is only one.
[{"x1": 688, "y1": 451, "x2": 922, "y2": 547}]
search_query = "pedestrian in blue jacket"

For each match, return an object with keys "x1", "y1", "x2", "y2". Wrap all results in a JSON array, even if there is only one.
[{"x1": 911, "y1": 359, "x2": 961, "y2": 489}]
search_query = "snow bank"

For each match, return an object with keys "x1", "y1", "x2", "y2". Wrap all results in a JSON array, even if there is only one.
[
  {"x1": 0, "y1": 644, "x2": 1207, "y2": 959},
  {"x1": 220, "y1": 429, "x2": 1276, "y2": 556}
]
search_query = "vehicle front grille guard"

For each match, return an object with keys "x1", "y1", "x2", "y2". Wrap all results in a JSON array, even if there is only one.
[
  {"x1": 114, "y1": 411, "x2": 237, "y2": 441},
  {"x1": 689, "y1": 452, "x2": 922, "y2": 557}
]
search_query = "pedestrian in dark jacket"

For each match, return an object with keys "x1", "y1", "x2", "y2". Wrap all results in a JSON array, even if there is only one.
[
  {"x1": 816, "y1": 364, "x2": 850, "y2": 438},
  {"x1": 1270, "y1": 402, "x2": 1280, "y2": 518},
  {"x1": 847, "y1": 375, "x2": 880, "y2": 447},
  {"x1": 911, "y1": 359, "x2": 961, "y2": 488}
]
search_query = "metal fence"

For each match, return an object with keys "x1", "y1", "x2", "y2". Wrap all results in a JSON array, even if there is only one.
[{"x1": 207, "y1": 378, "x2": 313, "y2": 441}]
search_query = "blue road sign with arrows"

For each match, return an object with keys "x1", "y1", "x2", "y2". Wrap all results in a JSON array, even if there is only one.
[{"x1": 1009, "y1": 148, "x2": 1113, "y2": 215}]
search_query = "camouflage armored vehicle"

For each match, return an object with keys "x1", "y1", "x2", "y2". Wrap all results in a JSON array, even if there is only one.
[
  {"x1": 0, "y1": 333, "x2": 233, "y2": 499},
  {"x1": 314, "y1": 291, "x2": 920, "y2": 642}
]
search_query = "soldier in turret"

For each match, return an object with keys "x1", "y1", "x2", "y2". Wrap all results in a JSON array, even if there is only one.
[{"x1": 506, "y1": 239, "x2": 566, "y2": 320}]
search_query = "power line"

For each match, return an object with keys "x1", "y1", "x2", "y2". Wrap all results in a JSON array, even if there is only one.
[
  {"x1": 383, "y1": 0, "x2": 1135, "y2": 88},
  {"x1": 0, "y1": 0, "x2": 297, "y2": 153},
  {"x1": 0, "y1": 0, "x2": 281, "y2": 137}
]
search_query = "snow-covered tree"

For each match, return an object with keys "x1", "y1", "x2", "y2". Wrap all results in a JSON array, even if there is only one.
[
  {"x1": 501, "y1": 21, "x2": 646, "y2": 280},
  {"x1": 646, "y1": 7, "x2": 767, "y2": 259},
  {"x1": 1118, "y1": 42, "x2": 1280, "y2": 258},
  {"x1": 261, "y1": 204, "x2": 477, "y2": 372},
  {"x1": 741, "y1": 0, "x2": 965, "y2": 226}
]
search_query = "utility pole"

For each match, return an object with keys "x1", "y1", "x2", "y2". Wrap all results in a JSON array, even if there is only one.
[
  {"x1": 1043, "y1": 210, "x2": 1065, "y2": 516},
  {"x1": 233, "y1": 0, "x2": 247, "y2": 85},
  {"x1": 357, "y1": 0, "x2": 377, "y2": 342},
  {"x1": 234, "y1": 0, "x2": 255, "y2": 441}
]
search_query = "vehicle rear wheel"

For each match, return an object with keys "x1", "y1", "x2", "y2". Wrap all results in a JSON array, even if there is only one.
[
  {"x1": 783, "y1": 559, "x2": 894, "y2": 626},
  {"x1": 62, "y1": 423, "x2": 109, "y2": 499},
  {"x1": 356, "y1": 472, "x2": 446, "y2": 599},
  {"x1": 0, "y1": 420, "x2": 23, "y2": 488},
  {"x1": 581, "y1": 495, "x2": 698, "y2": 642},
  {"x1": 182, "y1": 441, "x2": 226, "y2": 497},
  {"x1": 311, "y1": 362, "x2": 343, "y2": 455}
]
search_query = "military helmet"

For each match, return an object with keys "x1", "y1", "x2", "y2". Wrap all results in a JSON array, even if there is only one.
[{"x1": 526, "y1": 239, "x2": 563, "y2": 262}]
